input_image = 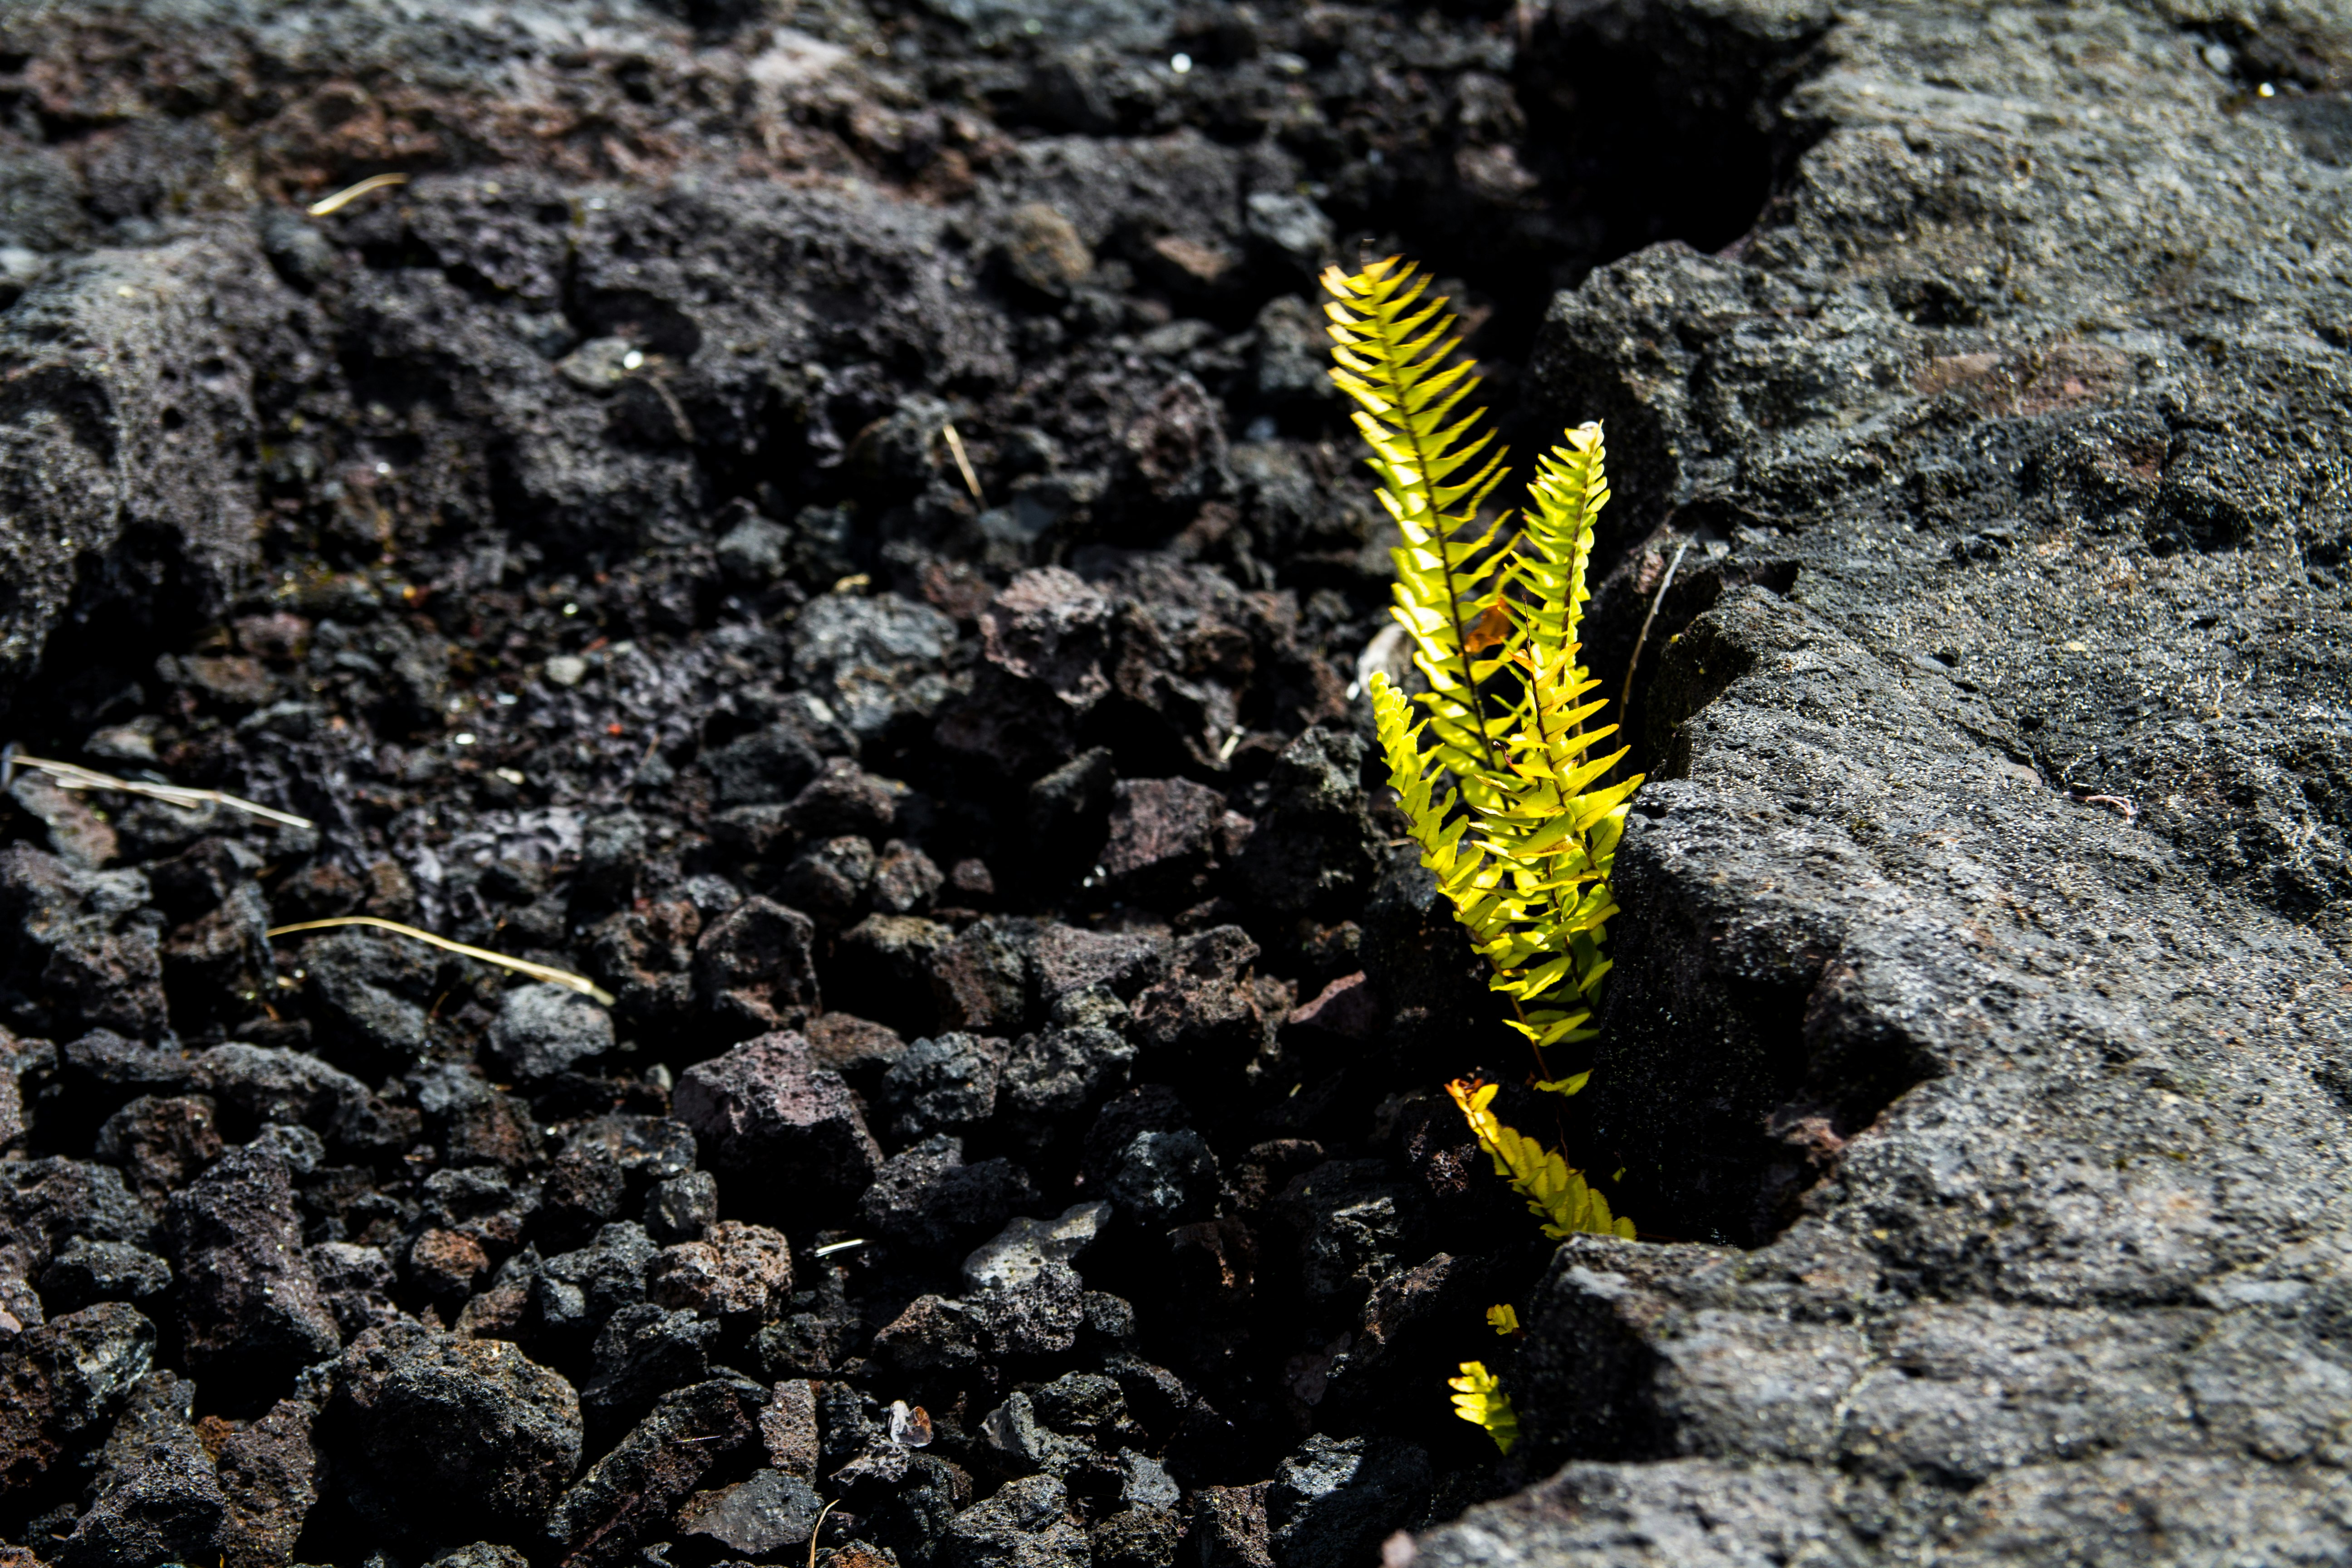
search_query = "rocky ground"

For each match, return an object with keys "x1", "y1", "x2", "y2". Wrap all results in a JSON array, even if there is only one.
[{"x1": 0, "y1": 0, "x2": 2348, "y2": 1565}]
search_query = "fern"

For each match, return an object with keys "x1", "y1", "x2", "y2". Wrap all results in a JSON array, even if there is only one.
[
  {"x1": 1329, "y1": 256, "x2": 1642, "y2": 1245},
  {"x1": 1448, "y1": 1361, "x2": 1519, "y2": 1454},
  {"x1": 1448, "y1": 1079, "x2": 1635, "y2": 1240},
  {"x1": 1328, "y1": 259, "x2": 1643, "y2": 1074}
]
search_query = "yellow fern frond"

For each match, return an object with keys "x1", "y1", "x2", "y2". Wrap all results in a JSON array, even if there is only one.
[
  {"x1": 1448, "y1": 1361, "x2": 1518, "y2": 1454},
  {"x1": 1446, "y1": 1079, "x2": 1636, "y2": 1241},
  {"x1": 1486, "y1": 1303, "x2": 1521, "y2": 1335},
  {"x1": 1336, "y1": 255, "x2": 1646, "y2": 1239},
  {"x1": 1324, "y1": 259, "x2": 1514, "y2": 789}
]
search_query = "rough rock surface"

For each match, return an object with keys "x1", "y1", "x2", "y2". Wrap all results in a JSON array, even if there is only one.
[{"x1": 1411, "y1": 0, "x2": 2352, "y2": 1564}]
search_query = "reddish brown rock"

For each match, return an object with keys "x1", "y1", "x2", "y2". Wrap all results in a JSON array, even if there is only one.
[
  {"x1": 166, "y1": 1145, "x2": 339, "y2": 1387},
  {"x1": 693, "y1": 896, "x2": 820, "y2": 1036},
  {"x1": 671, "y1": 1033, "x2": 882, "y2": 1211},
  {"x1": 647, "y1": 1221, "x2": 793, "y2": 1320}
]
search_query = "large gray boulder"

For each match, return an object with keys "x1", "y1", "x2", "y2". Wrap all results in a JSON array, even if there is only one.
[
  {"x1": 1412, "y1": 0, "x2": 2352, "y2": 1564},
  {"x1": 0, "y1": 230, "x2": 299, "y2": 715}
]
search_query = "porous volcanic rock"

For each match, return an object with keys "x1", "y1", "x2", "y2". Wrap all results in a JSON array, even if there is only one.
[
  {"x1": 1, "y1": 0, "x2": 2347, "y2": 1562},
  {"x1": 1411, "y1": 0, "x2": 2352, "y2": 1563}
]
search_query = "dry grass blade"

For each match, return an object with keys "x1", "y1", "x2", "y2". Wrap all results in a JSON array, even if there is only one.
[
  {"x1": 267, "y1": 916, "x2": 617, "y2": 1005},
  {"x1": 306, "y1": 172, "x2": 410, "y2": 216},
  {"x1": 1620, "y1": 538, "x2": 1691, "y2": 721},
  {"x1": 809, "y1": 1498, "x2": 841, "y2": 1568},
  {"x1": 941, "y1": 422, "x2": 985, "y2": 504},
  {"x1": 3, "y1": 746, "x2": 315, "y2": 829}
]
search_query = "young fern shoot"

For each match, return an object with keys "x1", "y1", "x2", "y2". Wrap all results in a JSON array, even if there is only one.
[{"x1": 1327, "y1": 255, "x2": 1643, "y2": 1241}]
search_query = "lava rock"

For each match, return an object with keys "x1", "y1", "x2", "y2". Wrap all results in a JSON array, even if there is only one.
[
  {"x1": 0, "y1": 230, "x2": 283, "y2": 706},
  {"x1": 858, "y1": 1134, "x2": 1041, "y2": 1255},
  {"x1": 4, "y1": 1155, "x2": 162, "y2": 1267},
  {"x1": 1025, "y1": 748, "x2": 1117, "y2": 876},
  {"x1": 643, "y1": 1168, "x2": 719, "y2": 1242},
  {"x1": 332, "y1": 1320, "x2": 583, "y2": 1542},
  {"x1": 1231, "y1": 727, "x2": 1378, "y2": 919},
  {"x1": 166, "y1": 1143, "x2": 340, "y2": 1389},
  {"x1": 56, "y1": 1370, "x2": 226, "y2": 1568},
  {"x1": 761, "y1": 1376, "x2": 820, "y2": 1479},
  {"x1": 486, "y1": 983, "x2": 615, "y2": 1078},
  {"x1": 940, "y1": 1471, "x2": 1089, "y2": 1568},
  {"x1": 1093, "y1": 1505, "x2": 1183, "y2": 1568},
  {"x1": 693, "y1": 895, "x2": 820, "y2": 1035},
  {"x1": 867, "y1": 1451, "x2": 970, "y2": 1564},
  {"x1": 1190, "y1": 1483, "x2": 1270, "y2": 1568},
  {"x1": 578, "y1": 810, "x2": 651, "y2": 903},
  {"x1": 676, "y1": 1466, "x2": 828, "y2": 1558},
  {"x1": 672, "y1": 1032, "x2": 882, "y2": 1211},
  {"x1": 547, "y1": 1372, "x2": 766, "y2": 1568},
  {"x1": 1000, "y1": 1020, "x2": 1135, "y2": 1146},
  {"x1": 715, "y1": 507, "x2": 794, "y2": 587},
  {"x1": 1269, "y1": 1161, "x2": 1424, "y2": 1319},
  {"x1": 213, "y1": 1395, "x2": 320, "y2": 1568},
  {"x1": 980, "y1": 1259, "x2": 1089, "y2": 1360},
  {"x1": 647, "y1": 1220, "x2": 794, "y2": 1320},
  {"x1": 539, "y1": 1113, "x2": 695, "y2": 1245},
  {"x1": 1034, "y1": 926, "x2": 1166, "y2": 1004},
  {"x1": 579, "y1": 1302, "x2": 719, "y2": 1440},
  {"x1": 1098, "y1": 777, "x2": 1236, "y2": 900},
  {"x1": 39, "y1": 1236, "x2": 171, "y2": 1310},
  {"x1": 296, "y1": 929, "x2": 436, "y2": 1066},
  {"x1": 804, "y1": 1012, "x2": 908, "y2": 1090},
  {"x1": 417, "y1": 1067, "x2": 543, "y2": 1171},
  {"x1": 705, "y1": 721, "x2": 825, "y2": 808},
  {"x1": 833, "y1": 914, "x2": 957, "y2": 1034},
  {"x1": 408, "y1": 1228, "x2": 491, "y2": 1301},
  {"x1": 980, "y1": 1389, "x2": 1085, "y2": 1477},
  {"x1": 778, "y1": 834, "x2": 878, "y2": 925},
  {"x1": 421, "y1": 1547, "x2": 530, "y2": 1568},
  {"x1": 872, "y1": 839, "x2": 946, "y2": 915},
  {"x1": 1264, "y1": 1433, "x2": 1431, "y2": 1568},
  {"x1": 930, "y1": 918, "x2": 1038, "y2": 1034},
  {"x1": 0, "y1": 1301, "x2": 156, "y2": 1494},
  {"x1": 789, "y1": 756, "x2": 903, "y2": 840},
  {"x1": 191, "y1": 1042, "x2": 370, "y2": 1135},
  {"x1": 531, "y1": 1222, "x2": 660, "y2": 1343},
  {"x1": 1100, "y1": 1127, "x2": 1220, "y2": 1230},
  {"x1": 980, "y1": 567, "x2": 1116, "y2": 711},
  {"x1": 1129, "y1": 926, "x2": 1273, "y2": 1073},
  {"x1": 58, "y1": 1028, "x2": 191, "y2": 1099},
  {"x1": 876, "y1": 1032, "x2": 1007, "y2": 1143},
  {"x1": 961, "y1": 1201, "x2": 1111, "y2": 1294},
  {"x1": 93, "y1": 1093, "x2": 222, "y2": 1196},
  {"x1": 1001, "y1": 203, "x2": 1096, "y2": 297},
  {"x1": 871, "y1": 1292, "x2": 989, "y2": 1378},
  {"x1": 309, "y1": 1242, "x2": 397, "y2": 1340},
  {"x1": 788, "y1": 591, "x2": 958, "y2": 744},
  {"x1": 0, "y1": 846, "x2": 168, "y2": 1039}
]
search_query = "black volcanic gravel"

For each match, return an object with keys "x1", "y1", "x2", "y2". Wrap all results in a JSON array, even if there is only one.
[{"x1": 0, "y1": 0, "x2": 1715, "y2": 1560}]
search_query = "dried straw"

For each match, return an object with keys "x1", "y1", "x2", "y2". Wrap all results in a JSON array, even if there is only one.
[
  {"x1": 3, "y1": 745, "x2": 315, "y2": 829},
  {"x1": 267, "y1": 916, "x2": 617, "y2": 1005},
  {"x1": 940, "y1": 422, "x2": 985, "y2": 504},
  {"x1": 306, "y1": 172, "x2": 410, "y2": 216}
]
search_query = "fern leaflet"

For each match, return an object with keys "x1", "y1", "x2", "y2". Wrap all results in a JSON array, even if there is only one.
[
  {"x1": 1448, "y1": 1361, "x2": 1519, "y2": 1454},
  {"x1": 1448, "y1": 1079, "x2": 1635, "y2": 1240}
]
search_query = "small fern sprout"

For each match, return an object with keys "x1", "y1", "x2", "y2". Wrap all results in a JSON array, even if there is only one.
[
  {"x1": 1448, "y1": 1361, "x2": 1519, "y2": 1454},
  {"x1": 1326, "y1": 258, "x2": 1643, "y2": 1090},
  {"x1": 1486, "y1": 1303, "x2": 1521, "y2": 1336},
  {"x1": 1329, "y1": 255, "x2": 1644, "y2": 1250}
]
